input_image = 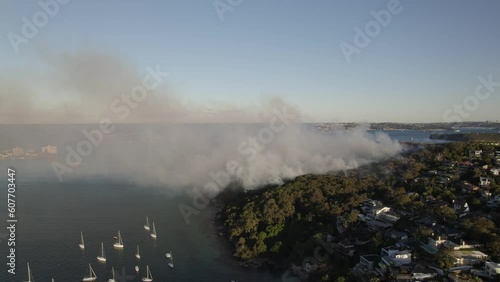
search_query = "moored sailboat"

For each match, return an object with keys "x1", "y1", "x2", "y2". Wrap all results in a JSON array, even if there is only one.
[
  {"x1": 168, "y1": 252, "x2": 174, "y2": 268},
  {"x1": 113, "y1": 230, "x2": 124, "y2": 248},
  {"x1": 82, "y1": 263, "x2": 97, "y2": 281},
  {"x1": 150, "y1": 222, "x2": 157, "y2": 239},
  {"x1": 107, "y1": 266, "x2": 116, "y2": 282},
  {"x1": 135, "y1": 245, "x2": 141, "y2": 259},
  {"x1": 142, "y1": 265, "x2": 153, "y2": 282},
  {"x1": 24, "y1": 262, "x2": 34, "y2": 282},
  {"x1": 79, "y1": 231, "x2": 85, "y2": 250},
  {"x1": 143, "y1": 215, "x2": 150, "y2": 231},
  {"x1": 97, "y1": 242, "x2": 106, "y2": 262}
]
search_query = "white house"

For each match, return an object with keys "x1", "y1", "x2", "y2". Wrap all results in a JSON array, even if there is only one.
[
  {"x1": 491, "y1": 168, "x2": 500, "y2": 176},
  {"x1": 480, "y1": 177, "x2": 492, "y2": 187},
  {"x1": 380, "y1": 246, "x2": 412, "y2": 266}
]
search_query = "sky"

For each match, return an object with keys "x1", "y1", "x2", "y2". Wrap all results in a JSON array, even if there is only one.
[{"x1": 0, "y1": 0, "x2": 499, "y2": 123}]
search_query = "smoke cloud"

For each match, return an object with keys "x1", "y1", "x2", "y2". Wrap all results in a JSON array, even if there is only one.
[{"x1": 0, "y1": 50, "x2": 403, "y2": 191}]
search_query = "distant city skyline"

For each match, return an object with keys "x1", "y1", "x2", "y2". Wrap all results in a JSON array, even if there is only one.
[{"x1": 1, "y1": 0, "x2": 499, "y2": 123}]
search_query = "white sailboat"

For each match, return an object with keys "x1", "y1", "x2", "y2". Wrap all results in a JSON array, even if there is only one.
[
  {"x1": 82, "y1": 263, "x2": 97, "y2": 281},
  {"x1": 168, "y1": 252, "x2": 174, "y2": 268},
  {"x1": 150, "y1": 222, "x2": 157, "y2": 239},
  {"x1": 24, "y1": 262, "x2": 34, "y2": 282},
  {"x1": 142, "y1": 265, "x2": 153, "y2": 282},
  {"x1": 143, "y1": 215, "x2": 150, "y2": 231},
  {"x1": 113, "y1": 230, "x2": 124, "y2": 248},
  {"x1": 97, "y1": 242, "x2": 106, "y2": 262},
  {"x1": 135, "y1": 245, "x2": 141, "y2": 259},
  {"x1": 135, "y1": 266, "x2": 140, "y2": 273},
  {"x1": 107, "y1": 266, "x2": 116, "y2": 282},
  {"x1": 79, "y1": 231, "x2": 85, "y2": 250}
]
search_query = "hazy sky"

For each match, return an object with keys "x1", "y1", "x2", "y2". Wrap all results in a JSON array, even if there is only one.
[{"x1": 1, "y1": 0, "x2": 499, "y2": 123}]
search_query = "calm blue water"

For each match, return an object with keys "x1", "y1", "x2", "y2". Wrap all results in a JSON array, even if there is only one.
[{"x1": 0, "y1": 164, "x2": 280, "y2": 282}]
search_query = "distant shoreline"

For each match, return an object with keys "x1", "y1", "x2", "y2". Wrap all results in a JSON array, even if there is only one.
[{"x1": 430, "y1": 133, "x2": 500, "y2": 142}]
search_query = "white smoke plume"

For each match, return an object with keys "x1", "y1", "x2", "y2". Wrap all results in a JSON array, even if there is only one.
[{"x1": 0, "y1": 50, "x2": 403, "y2": 190}]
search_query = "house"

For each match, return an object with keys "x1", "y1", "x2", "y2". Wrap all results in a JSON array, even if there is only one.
[
  {"x1": 491, "y1": 167, "x2": 500, "y2": 176},
  {"x1": 385, "y1": 230, "x2": 409, "y2": 241},
  {"x1": 485, "y1": 262, "x2": 500, "y2": 278},
  {"x1": 450, "y1": 249, "x2": 488, "y2": 266},
  {"x1": 469, "y1": 150, "x2": 483, "y2": 158},
  {"x1": 376, "y1": 247, "x2": 412, "y2": 278},
  {"x1": 484, "y1": 150, "x2": 496, "y2": 158},
  {"x1": 361, "y1": 200, "x2": 400, "y2": 223},
  {"x1": 358, "y1": 254, "x2": 380, "y2": 274},
  {"x1": 452, "y1": 199, "x2": 470, "y2": 216},
  {"x1": 432, "y1": 225, "x2": 463, "y2": 239},
  {"x1": 338, "y1": 239, "x2": 356, "y2": 257},
  {"x1": 442, "y1": 160, "x2": 455, "y2": 169},
  {"x1": 487, "y1": 195, "x2": 500, "y2": 208},
  {"x1": 480, "y1": 177, "x2": 492, "y2": 187},
  {"x1": 411, "y1": 264, "x2": 438, "y2": 280},
  {"x1": 380, "y1": 246, "x2": 412, "y2": 266},
  {"x1": 365, "y1": 219, "x2": 393, "y2": 231},
  {"x1": 437, "y1": 175, "x2": 451, "y2": 185},
  {"x1": 458, "y1": 181, "x2": 480, "y2": 193},
  {"x1": 457, "y1": 161, "x2": 472, "y2": 173},
  {"x1": 482, "y1": 190, "x2": 493, "y2": 200},
  {"x1": 422, "y1": 236, "x2": 458, "y2": 254}
]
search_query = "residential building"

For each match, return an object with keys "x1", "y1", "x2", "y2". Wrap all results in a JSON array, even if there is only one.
[
  {"x1": 338, "y1": 239, "x2": 356, "y2": 257},
  {"x1": 450, "y1": 249, "x2": 488, "y2": 266},
  {"x1": 491, "y1": 167, "x2": 500, "y2": 176},
  {"x1": 452, "y1": 199, "x2": 470, "y2": 216},
  {"x1": 457, "y1": 162, "x2": 472, "y2": 173},
  {"x1": 12, "y1": 146, "x2": 24, "y2": 157},
  {"x1": 485, "y1": 262, "x2": 500, "y2": 278},
  {"x1": 411, "y1": 264, "x2": 438, "y2": 280},
  {"x1": 385, "y1": 230, "x2": 408, "y2": 241},
  {"x1": 380, "y1": 246, "x2": 412, "y2": 266},
  {"x1": 487, "y1": 195, "x2": 500, "y2": 208},
  {"x1": 358, "y1": 254, "x2": 380, "y2": 274},
  {"x1": 480, "y1": 177, "x2": 492, "y2": 187},
  {"x1": 469, "y1": 150, "x2": 483, "y2": 158},
  {"x1": 42, "y1": 145, "x2": 58, "y2": 154},
  {"x1": 458, "y1": 181, "x2": 479, "y2": 193},
  {"x1": 422, "y1": 236, "x2": 458, "y2": 254}
]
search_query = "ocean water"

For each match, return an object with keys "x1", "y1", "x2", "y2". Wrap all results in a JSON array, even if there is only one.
[{"x1": 0, "y1": 164, "x2": 280, "y2": 282}]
